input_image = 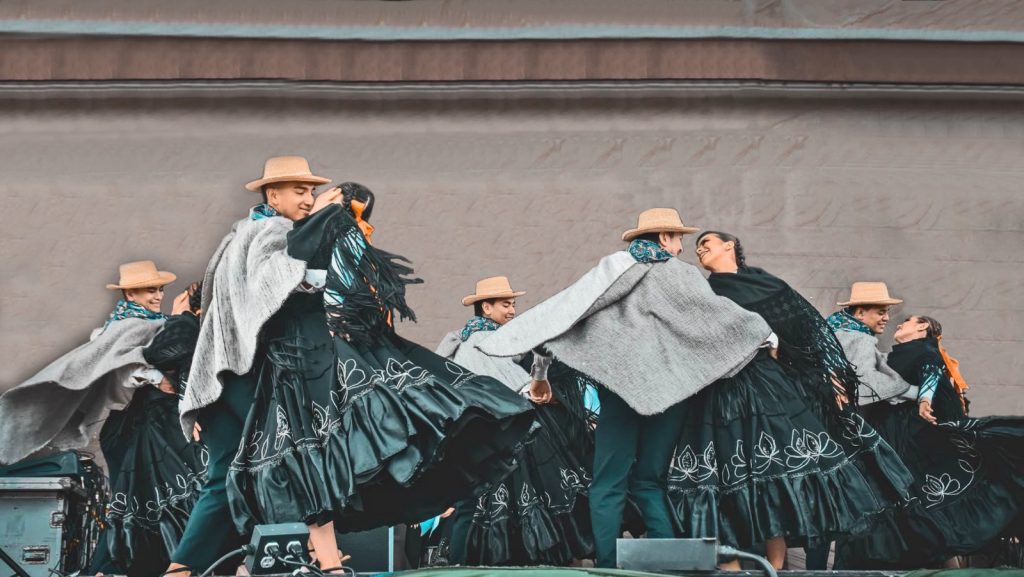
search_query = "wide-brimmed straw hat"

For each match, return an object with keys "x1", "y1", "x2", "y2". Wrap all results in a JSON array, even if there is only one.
[
  {"x1": 462, "y1": 276, "x2": 526, "y2": 306},
  {"x1": 838, "y1": 281, "x2": 903, "y2": 307},
  {"x1": 245, "y1": 156, "x2": 331, "y2": 191},
  {"x1": 106, "y1": 260, "x2": 177, "y2": 290},
  {"x1": 621, "y1": 208, "x2": 701, "y2": 241}
]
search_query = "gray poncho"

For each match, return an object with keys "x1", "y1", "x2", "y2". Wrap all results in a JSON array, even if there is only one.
[
  {"x1": 834, "y1": 330, "x2": 916, "y2": 405},
  {"x1": 436, "y1": 331, "x2": 530, "y2": 393},
  {"x1": 180, "y1": 215, "x2": 307, "y2": 436},
  {"x1": 0, "y1": 318, "x2": 165, "y2": 464},
  {"x1": 476, "y1": 251, "x2": 771, "y2": 415}
]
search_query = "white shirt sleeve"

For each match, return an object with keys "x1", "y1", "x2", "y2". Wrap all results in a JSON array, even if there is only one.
[
  {"x1": 129, "y1": 367, "x2": 165, "y2": 388},
  {"x1": 295, "y1": 269, "x2": 328, "y2": 293}
]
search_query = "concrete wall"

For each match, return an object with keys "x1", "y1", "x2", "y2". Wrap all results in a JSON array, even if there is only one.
[{"x1": 1, "y1": 88, "x2": 1022, "y2": 415}]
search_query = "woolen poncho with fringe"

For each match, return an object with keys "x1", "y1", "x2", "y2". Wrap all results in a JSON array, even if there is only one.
[{"x1": 476, "y1": 251, "x2": 771, "y2": 415}]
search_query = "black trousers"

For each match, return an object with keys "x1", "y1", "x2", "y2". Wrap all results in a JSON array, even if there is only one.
[
  {"x1": 170, "y1": 373, "x2": 256, "y2": 572},
  {"x1": 589, "y1": 386, "x2": 687, "y2": 568}
]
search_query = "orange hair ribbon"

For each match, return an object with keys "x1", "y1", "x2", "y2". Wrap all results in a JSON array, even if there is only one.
[
  {"x1": 350, "y1": 199, "x2": 375, "y2": 244},
  {"x1": 937, "y1": 335, "x2": 969, "y2": 413}
]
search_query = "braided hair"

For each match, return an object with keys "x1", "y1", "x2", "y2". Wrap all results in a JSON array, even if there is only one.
[
  {"x1": 186, "y1": 281, "x2": 203, "y2": 315},
  {"x1": 696, "y1": 230, "x2": 747, "y2": 269}
]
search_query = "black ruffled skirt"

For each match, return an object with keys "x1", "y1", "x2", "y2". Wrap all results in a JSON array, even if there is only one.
[
  {"x1": 99, "y1": 387, "x2": 208, "y2": 573},
  {"x1": 227, "y1": 297, "x2": 536, "y2": 534},
  {"x1": 466, "y1": 385, "x2": 595, "y2": 566},
  {"x1": 837, "y1": 402, "x2": 1024, "y2": 568},
  {"x1": 668, "y1": 351, "x2": 915, "y2": 551}
]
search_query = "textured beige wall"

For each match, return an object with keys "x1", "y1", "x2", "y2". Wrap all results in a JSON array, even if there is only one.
[{"x1": 1, "y1": 90, "x2": 1021, "y2": 415}]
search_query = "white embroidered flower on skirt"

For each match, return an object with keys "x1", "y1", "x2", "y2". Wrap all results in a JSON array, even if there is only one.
[
  {"x1": 560, "y1": 467, "x2": 586, "y2": 492},
  {"x1": 669, "y1": 443, "x2": 718, "y2": 483},
  {"x1": 377, "y1": 358, "x2": 431, "y2": 393},
  {"x1": 490, "y1": 483, "x2": 510, "y2": 515},
  {"x1": 518, "y1": 482, "x2": 540, "y2": 508},
  {"x1": 784, "y1": 429, "x2": 842, "y2": 470},
  {"x1": 922, "y1": 473, "x2": 964, "y2": 504},
  {"x1": 753, "y1": 431, "x2": 783, "y2": 473},
  {"x1": 839, "y1": 412, "x2": 878, "y2": 444},
  {"x1": 443, "y1": 361, "x2": 475, "y2": 388},
  {"x1": 274, "y1": 406, "x2": 292, "y2": 450}
]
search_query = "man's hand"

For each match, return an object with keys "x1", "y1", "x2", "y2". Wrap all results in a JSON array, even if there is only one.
[
  {"x1": 157, "y1": 377, "x2": 175, "y2": 395},
  {"x1": 529, "y1": 379, "x2": 553, "y2": 404},
  {"x1": 192, "y1": 422, "x2": 202, "y2": 442},
  {"x1": 311, "y1": 187, "x2": 342, "y2": 214},
  {"x1": 171, "y1": 290, "x2": 191, "y2": 316},
  {"x1": 919, "y1": 400, "x2": 937, "y2": 425},
  {"x1": 440, "y1": 507, "x2": 456, "y2": 519}
]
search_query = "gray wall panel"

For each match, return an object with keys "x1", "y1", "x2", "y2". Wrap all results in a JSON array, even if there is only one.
[{"x1": 0, "y1": 92, "x2": 1021, "y2": 416}]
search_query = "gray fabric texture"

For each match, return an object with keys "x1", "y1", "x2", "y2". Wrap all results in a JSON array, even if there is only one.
[
  {"x1": 436, "y1": 330, "x2": 530, "y2": 393},
  {"x1": 834, "y1": 329, "x2": 916, "y2": 405},
  {"x1": 0, "y1": 317, "x2": 164, "y2": 464},
  {"x1": 477, "y1": 251, "x2": 772, "y2": 415},
  {"x1": 180, "y1": 215, "x2": 308, "y2": 437}
]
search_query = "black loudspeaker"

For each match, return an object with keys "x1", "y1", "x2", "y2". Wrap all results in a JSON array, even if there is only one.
[{"x1": 336, "y1": 527, "x2": 395, "y2": 574}]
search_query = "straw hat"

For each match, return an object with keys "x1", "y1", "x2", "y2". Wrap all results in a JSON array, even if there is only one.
[
  {"x1": 837, "y1": 282, "x2": 903, "y2": 307},
  {"x1": 106, "y1": 260, "x2": 177, "y2": 290},
  {"x1": 245, "y1": 156, "x2": 331, "y2": 191},
  {"x1": 621, "y1": 208, "x2": 701, "y2": 241},
  {"x1": 462, "y1": 276, "x2": 526, "y2": 306}
]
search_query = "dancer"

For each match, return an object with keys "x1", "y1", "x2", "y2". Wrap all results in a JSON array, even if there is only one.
[
  {"x1": 100, "y1": 282, "x2": 208, "y2": 576},
  {"x1": 175, "y1": 158, "x2": 534, "y2": 575},
  {"x1": 0, "y1": 261, "x2": 206, "y2": 576},
  {"x1": 685, "y1": 231, "x2": 915, "y2": 569},
  {"x1": 834, "y1": 304, "x2": 1024, "y2": 568},
  {"x1": 477, "y1": 208, "x2": 774, "y2": 568},
  {"x1": 436, "y1": 277, "x2": 594, "y2": 565}
]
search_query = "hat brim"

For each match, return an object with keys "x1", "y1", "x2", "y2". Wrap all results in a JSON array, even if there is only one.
[
  {"x1": 836, "y1": 298, "x2": 903, "y2": 307},
  {"x1": 106, "y1": 272, "x2": 177, "y2": 290},
  {"x1": 622, "y1": 225, "x2": 701, "y2": 242},
  {"x1": 245, "y1": 174, "x2": 332, "y2": 192},
  {"x1": 462, "y1": 290, "x2": 526, "y2": 307}
]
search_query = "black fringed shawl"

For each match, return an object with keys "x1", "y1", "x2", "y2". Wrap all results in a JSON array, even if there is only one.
[
  {"x1": 708, "y1": 267, "x2": 861, "y2": 415},
  {"x1": 322, "y1": 208, "x2": 422, "y2": 344},
  {"x1": 142, "y1": 312, "x2": 201, "y2": 394}
]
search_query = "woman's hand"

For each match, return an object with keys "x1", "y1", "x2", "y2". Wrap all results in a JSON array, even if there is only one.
[
  {"x1": 528, "y1": 379, "x2": 553, "y2": 404},
  {"x1": 171, "y1": 290, "x2": 191, "y2": 316},
  {"x1": 919, "y1": 400, "x2": 937, "y2": 425},
  {"x1": 192, "y1": 422, "x2": 202, "y2": 442},
  {"x1": 311, "y1": 187, "x2": 342, "y2": 214},
  {"x1": 157, "y1": 377, "x2": 175, "y2": 395}
]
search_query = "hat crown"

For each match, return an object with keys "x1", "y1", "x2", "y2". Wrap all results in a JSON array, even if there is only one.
[
  {"x1": 839, "y1": 281, "x2": 903, "y2": 306},
  {"x1": 261, "y1": 156, "x2": 316, "y2": 180},
  {"x1": 116, "y1": 261, "x2": 161, "y2": 286},
  {"x1": 636, "y1": 208, "x2": 684, "y2": 229},
  {"x1": 621, "y1": 207, "x2": 699, "y2": 241},
  {"x1": 476, "y1": 276, "x2": 515, "y2": 295},
  {"x1": 462, "y1": 276, "x2": 526, "y2": 306}
]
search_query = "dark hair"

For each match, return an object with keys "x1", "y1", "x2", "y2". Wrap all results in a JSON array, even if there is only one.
[
  {"x1": 696, "y1": 230, "x2": 746, "y2": 268},
  {"x1": 914, "y1": 315, "x2": 943, "y2": 340},
  {"x1": 635, "y1": 232, "x2": 662, "y2": 244},
  {"x1": 340, "y1": 182, "x2": 375, "y2": 221},
  {"x1": 473, "y1": 298, "x2": 498, "y2": 317},
  {"x1": 187, "y1": 281, "x2": 203, "y2": 314}
]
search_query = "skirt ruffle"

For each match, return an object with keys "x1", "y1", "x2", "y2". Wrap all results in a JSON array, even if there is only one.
[
  {"x1": 838, "y1": 405, "x2": 1024, "y2": 568},
  {"x1": 668, "y1": 352, "x2": 914, "y2": 551},
  {"x1": 228, "y1": 333, "x2": 535, "y2": 534}
]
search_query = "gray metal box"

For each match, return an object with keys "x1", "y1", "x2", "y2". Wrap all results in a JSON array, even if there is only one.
[
  {"x1": 0, "y1": 477, "x2": 84, "y2": 577},
  {"x1": 616, "y1": 537, "x2": 719, "y2": 571}
]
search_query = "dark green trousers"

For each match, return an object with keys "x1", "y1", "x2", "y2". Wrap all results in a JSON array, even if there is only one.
[
  {"x1": 590, "y1": 386, "x2": 686, "y2": 568},
  {"x1": 171, "y1": 372, "x2": 256, "y2": 571}
]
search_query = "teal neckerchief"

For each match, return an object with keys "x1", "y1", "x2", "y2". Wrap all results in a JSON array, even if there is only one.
[
  {"x1": 460, "y1": 316, "x2": 500, "y2": 342},
  {"x1": 627, "y1": 239, "x2": 673, "y2": 263},
  {"x1": 105, "y1": 299, "x2": 166, "y2": 328},
  {"x1": 826, "y1": 310, "x2": 874, "y2": 336},
  {"x1": 250, "y1": 203, "x2": 280, "y2": 220}
]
